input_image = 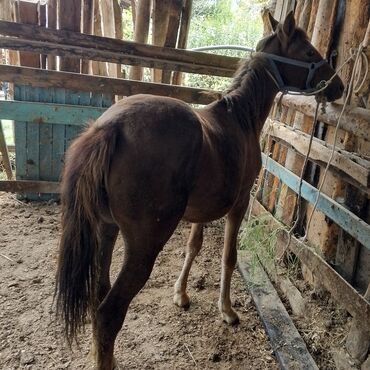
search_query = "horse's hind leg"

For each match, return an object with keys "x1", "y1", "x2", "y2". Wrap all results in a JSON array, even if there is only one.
[
  {"x1": 90, "y1": 222, "x2": 119, "y2": 364},
  {"x1": 219, "y1": 202, "x2": 248, "y2": 325},
  {"x1": 95, "y1": 218, "x2": 182, "y2": 370},
  {"x1": 173, "y1": 223, "x2": 204, "y2": 308}
]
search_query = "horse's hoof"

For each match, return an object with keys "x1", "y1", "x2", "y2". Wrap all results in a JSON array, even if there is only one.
[
  {"x1": 173, "y1": 292, "x2": 190, "y2": 310},
  {"x1": 221, "y1": 309, "x2": 240, "y2": 326}
]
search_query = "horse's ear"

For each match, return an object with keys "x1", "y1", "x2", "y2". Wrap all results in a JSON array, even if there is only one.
[
  {"x1": 282, "y1": 10, "x2": 296, "y2": 39},
  {"x1": 267, "y1": 11, "x2": 279, "y2": 32}
]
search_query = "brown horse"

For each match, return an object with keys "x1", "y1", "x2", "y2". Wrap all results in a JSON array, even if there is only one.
[{"x1": 56, "y1": 11, "x2": 343, "y2": 370}]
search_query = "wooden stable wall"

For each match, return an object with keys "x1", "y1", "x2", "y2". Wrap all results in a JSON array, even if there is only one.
[
  {"x1": 0, "y1": 0, "x2": 236, "y2": 198},
  {"x1": 256, "y1": 0, "x2": 370, "y2": 367}
]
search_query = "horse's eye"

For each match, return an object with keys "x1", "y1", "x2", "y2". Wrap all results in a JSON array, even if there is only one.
[{"x1": 307, "y1": 50, "x2": 315, "y2": 57}]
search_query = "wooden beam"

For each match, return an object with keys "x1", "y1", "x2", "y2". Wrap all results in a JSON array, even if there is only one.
[
  {"x1": 0, "y1": 100, "x2": 106, "y2": 126},
  {"x1": 269, "y1": 120, "x2": 370, "y2": 187},
  {"x1": 250, "y1": 198, "x2": 370, "y2": 330},
  {"x1": 0, "y1": 121, "x2": 12, "y2": 179},
  {"x1": 81, "y1": 0, "x2": 94, "y2": 74},
  {"x1": 261, "y1": 153, "x2": 370, "y2": 249},
  {"x1": 99, "y1": 0, "x2": 119, "y2": 77},
  {"x1": 0, "y1": 64, "x2": 219, "y2": 105},
  {"x1": 59, "y1": 0, "x2": 81, "y2": 72},
  {"x1": 46, "y1": 0, "x2": 57, "y2": 70},
  {"x1": 129, "y1": 0, "x2": 151, "y2": 80},
  {"x1": 173, "y1": 0, "x2": 193, "y2": 85},
  {"x1": 238, "y1": 250, "x2": 319, "y2": 370},
  {"x1": 162, "y1": 0, "x2": 183, "y2": 84},
  {"x1": 17, "y1": 1, "x2": 40, "y2": 68},
  {"x1": 278, "y1": 95, "x2": 370, "y2": 140},
  {"x1": 0, "y1": 180, "x2": 59, "y2": 193},
  {"x1": 0, "y1": 21, "x2": 238, "y2": 77}
]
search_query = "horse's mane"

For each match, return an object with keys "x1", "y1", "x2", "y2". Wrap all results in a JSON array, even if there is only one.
[{"x1": 221, "y1": 55, "x2": 272, "y2": 132}]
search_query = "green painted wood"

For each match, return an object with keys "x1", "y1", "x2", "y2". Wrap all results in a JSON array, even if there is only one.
[
  {"x1": 0, "y1": 100, "x2": 106, "y2": 125},
  {"x1": 261, "y1": 153, "x2": 370, "y2": 250},
  {"x1": 52, "y1": 88, "x2": 66, "y2": 181},
  {"x1": 14, "y1": 85, "x2": 27, "y2": 180},
  {"x1": 39, "y1": 87, "x2": 53, "y2": 181},
  {"x1": 11, "y1": 85, "x2": 113, "y2": 200},
  {"x1": 65, "y1": 90, "x2": 81, "y2": 150}
]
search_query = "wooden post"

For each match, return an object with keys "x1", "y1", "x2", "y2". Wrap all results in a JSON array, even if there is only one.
[
  {"x1": 39, "y1": 2, "x2": 47, "y2": 69},
  {"x1": 81, "y1": 0, "x2": 94, "y2": 74},
  {"x1": 172, "y1": 0, "x2": 192, "y2": 85},
  {"x1": 129, "y1": 0, "x2": 151, "y2": 81},
  {"x1": 161, "y1": 0, "x2": 182, "y2": 84},
  {"x1": 0, "y1": 121, "x2": 13, "y2": 180},
  {"x1": 307, "y1": 0, "x2": 320, "y2": 39},
  {"x1": 47, "y1": 0, "x2": 57, "y2": 70},
  {"x1": 92, "y1": 0, "x2": 108, "y2": 76},
  {"x1": 17, "y1": 1, "x2": 40, "y2": 68},
  {"x1": 311, "y1": 0, "x2": 338, "y2": 57},
  {"x1": 59, "y1": 0, "x2": 81, "y2": 73},
  {"x1": 99, "y1": 0, "x2": 119, "y2": 77},
  {"x1": 152, "y1": 0, "x2": 170, "y2": 82},
  {"x1": 297, "y1": 0, "x2": 312, "y2": 31}
]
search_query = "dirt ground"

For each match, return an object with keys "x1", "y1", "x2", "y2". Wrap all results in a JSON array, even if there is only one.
[{"x1": 0, "y1": 192, "x2": 278, "y2": 370}]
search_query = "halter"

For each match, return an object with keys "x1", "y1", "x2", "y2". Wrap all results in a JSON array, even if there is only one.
[{"x1": 256, "y1": 51, "x2": 328, "y2": 94}]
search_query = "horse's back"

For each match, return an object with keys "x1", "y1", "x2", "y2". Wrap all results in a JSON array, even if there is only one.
[{"x1": 98, "y1": 94, "x2": 203, "y2": 225}]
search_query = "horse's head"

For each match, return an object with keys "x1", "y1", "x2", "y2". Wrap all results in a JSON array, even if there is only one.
[{"x1": 256, "y1": 11, "x2": 344, "y2": 101}]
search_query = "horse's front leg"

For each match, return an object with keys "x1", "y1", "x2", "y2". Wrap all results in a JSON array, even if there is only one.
[
  {"x1": 219, "y1": 201, "x2": 249, "y2": 325},
  {"x1": 174, "y1": 223, "x2": 204, "y2": 308}
]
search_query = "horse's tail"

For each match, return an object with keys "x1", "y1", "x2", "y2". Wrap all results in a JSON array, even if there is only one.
[{"x1": 55, "y1": 120, "x2": 120, "y2": 345}]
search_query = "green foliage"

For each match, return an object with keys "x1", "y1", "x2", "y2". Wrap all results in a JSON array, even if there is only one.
[
  {"x1": 239, "y1": 213, "x2": 279, "y2": 274},
  {"x1": 185, "y1": 0, "x2": 270, "y2": 91}
]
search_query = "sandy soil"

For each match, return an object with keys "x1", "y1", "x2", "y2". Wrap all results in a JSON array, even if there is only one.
[{"x1": 0, "y1": 193, "x2": 278, "y2": 370}]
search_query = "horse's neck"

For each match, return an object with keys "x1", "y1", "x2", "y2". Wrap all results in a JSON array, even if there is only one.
[{"x1": 227, "y1": 65, "x2": 278, "y2": 137}]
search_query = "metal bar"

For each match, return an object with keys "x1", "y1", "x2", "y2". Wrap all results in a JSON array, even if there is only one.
[
  {"x1": 0, "y1": 100, "x2": 106, "y2": 126},
  {"x1": 261, "y1": 153, "x2": 370, "y2": 249}
]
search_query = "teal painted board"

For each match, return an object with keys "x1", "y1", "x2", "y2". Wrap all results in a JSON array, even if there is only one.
[
  {"x1": 39, "y1": 87, "x2": 53, "y2": 181},
  {"x1": 261, "y1": 153, "x2": 370, "y2": 250},
  {"x1": 0, "y1": 100, "x2": 107, "y2": 125},
  {"x1": 12, "y1": 84, "x2": 113, "y2": 200},
  {"x1": 52, "y1": 88, "x2": 66, "y2": 182},
  {"x1": 65, "y1": 90, "x2": 82, "y2": 150},
  {"x1": 14, "y1": 85, "x2": 27, "y2": 180}
]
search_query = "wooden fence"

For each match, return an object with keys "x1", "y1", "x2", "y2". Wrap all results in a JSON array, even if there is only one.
[{"x1": 0, "y1": 0, "x2": 369, "y2": 367}]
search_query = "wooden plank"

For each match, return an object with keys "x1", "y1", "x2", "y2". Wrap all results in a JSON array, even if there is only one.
[
  {"x1": 251, "y1": 199, "x2": 370, "y2": 329},
  {"x1": 38, "y1": 87, "x2": 54, "y2": 181},
  {"x1": 278, "y1": 95, "x2": 370, "y2": 140},
  {"x1": 92, "y1": 0, "x2": 108, "y2": 76},
  {"x1": 47, "y1": 0, "x2": 57, "y2": 70},
  {"x1": 0, "y1": 180, "x2": 59, "y2": 193},
  {"x1": 0, "y1": 35, "x2": 237, "y2": 78},
  {"x1": 0, "y1": 100, "x2": 106, "y2": 125},
  {"x1": 17, "y1": 1, "x2": 40, "y2": 68},
  {"x1": 261, "y1": 153, "x2": 370, "y2": 249},
  {"x1": 238, "y1": 250, "x2": 318, "y2": 370},
  {"x1": 0, "y1": 20, "x2": 238, "y2": 77},
  {"x1": 162, "y1": 0, "x2": 183, "y2": 83},
  {"x1": 311, "y1": 0, "x2": 338, "y2": 57},
  {"x1": 81, "y1": 0, "x2": 94, "y2": 74},
  {"x1": 64, "y1": 90, "x2": 82, "y2": 150},
  {"x1": 0, "y1": 65, "x2": 219, "y2": 105},
  {"x1": 0, "y1": 120, "x2": 12, "y2": 179},
  {"x1": 129, "y1": 0, "x2": 151, "y2": 81},
  {"x1": 51, "y1": 88, "x2": 66, "y2": 181},
  {"x1": 152, "y1": 0, "x2": 171, "y2": 82},
  {"x1": 59, "y1": 0, "x2": 81, "y2": 73},
  {"x1": 172, "y1": 0, "x2": 193, "y2": 85},
  {"x1": 14, "y1": 85, "x2": 27, "y2": 180},
  {"x1": 270, "y1": 120, "x2": 370, "y2": 187},
  {"x1": 99, "y1": 0, "x2": 118, "y2": 77}
]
